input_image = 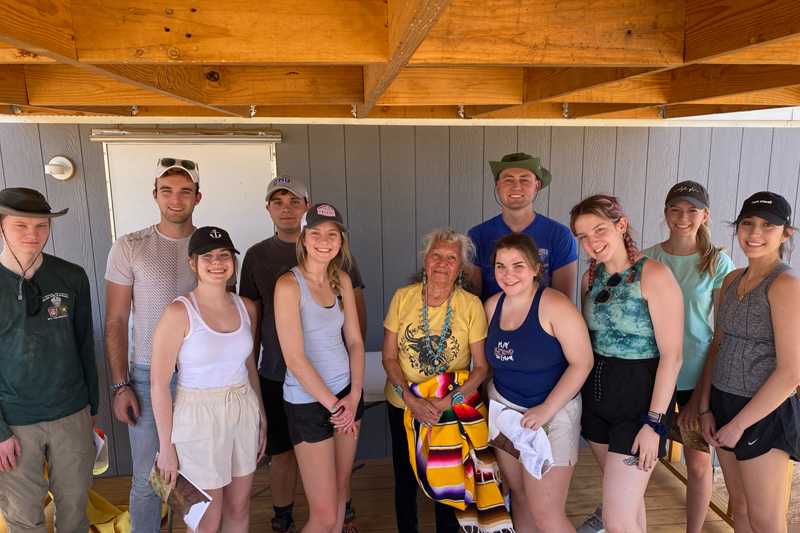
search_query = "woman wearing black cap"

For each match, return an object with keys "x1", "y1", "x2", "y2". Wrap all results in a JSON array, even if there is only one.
[
  {"x1": 274, "y1": 203, "x2": 365, "y2": 533},
  {"x1": 697, "y1": 192, "x2": 800, "y2": 533},
  {"x1": 641, "y1": 181, "x2": 735, "y2": 533},
  {"x1": 151, "y1": 226, "x2": 266, "y2": 533}
]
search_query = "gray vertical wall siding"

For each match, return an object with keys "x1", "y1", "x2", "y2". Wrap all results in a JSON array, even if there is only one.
[{"x1": 1, "y1": 124, "x2": 799, "y2": 472}]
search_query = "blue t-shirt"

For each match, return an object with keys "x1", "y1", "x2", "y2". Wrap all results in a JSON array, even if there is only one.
[
  {"x1": 486, "y1": 288, "x2": 568, "y2": 407},
  {"x1": 468, "y1": 213, "x2": 578, "y2": 301}
]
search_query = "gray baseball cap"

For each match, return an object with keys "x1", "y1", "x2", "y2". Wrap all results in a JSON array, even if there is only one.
[{"x1": 266, "y1": 175, "x2": 309, "y2": 202}]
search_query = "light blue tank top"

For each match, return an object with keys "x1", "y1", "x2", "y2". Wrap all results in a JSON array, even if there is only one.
[
  {"x1": 283, "y1": 266, "x2": 351, "y2": 404},
  {"x1": 583, "y1": 257, "x2": 658, "y2": 359}
]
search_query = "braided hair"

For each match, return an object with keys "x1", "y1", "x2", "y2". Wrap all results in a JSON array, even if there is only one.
[{"x1": 569, "y1": 194, "x2": 639, "y2": 289}]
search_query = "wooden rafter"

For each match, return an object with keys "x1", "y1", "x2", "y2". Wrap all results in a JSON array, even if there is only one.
[
  {"x1": 377, "y1": 67, "x2": 523, "y2": 106},
  {"x1": 358, "y1": 0, "x2": 453, "y2": 118},
  {"x1": 0, "y1": 65, "x2": 27, "y2": 105},
  {"x1": 545, "y1": 73, "x2": 671, "y2": 104},
  {"x1": 668, "y1": 64, "x2": 800, "y2": 104},
  {"x1": 685, "y1": 0, "x2": 800, "y2": 63},
  {"x1": 663, "y1": 104, "x2": 792, "y2": 119}
]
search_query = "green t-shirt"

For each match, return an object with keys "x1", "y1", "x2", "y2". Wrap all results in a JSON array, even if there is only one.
[
  {"x1": 642, "y1": 244, "x2": 735, "y2": 391},
  {"x1": 0, "y1": 254, "x2": 98, "y2": 442}
]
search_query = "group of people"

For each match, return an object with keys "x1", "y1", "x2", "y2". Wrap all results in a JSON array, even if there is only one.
[{"x1": 1, "y1": 150, "x2": 799, "y2": 533}]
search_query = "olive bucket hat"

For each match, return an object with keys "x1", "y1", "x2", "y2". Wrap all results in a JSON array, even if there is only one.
[
  {"x1": 0, "y1": 187, "x2": 68, "y2": 218},
  {"x1": 489, "y1": 153, "x2": 552, "y2": 189}
]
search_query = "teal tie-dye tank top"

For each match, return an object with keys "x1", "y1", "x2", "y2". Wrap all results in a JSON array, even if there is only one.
[{"x1": 583, "y1": 257, "x2": 658, "y2": 359}]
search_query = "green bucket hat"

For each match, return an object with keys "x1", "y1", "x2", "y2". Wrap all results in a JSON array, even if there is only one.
[
  {"x1": 489, "y1": 153, "x2": 552, "y2": 189},
  {"x1": 0, "y1": 187, "x2": 68, "y2": 218}
]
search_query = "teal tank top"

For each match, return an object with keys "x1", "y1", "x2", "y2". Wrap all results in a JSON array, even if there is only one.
[{"x1": 583, "y1": 257, "x2": 658, "y2": 359}]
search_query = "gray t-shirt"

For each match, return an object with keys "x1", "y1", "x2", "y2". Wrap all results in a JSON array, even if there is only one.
[
  {"x1": 239, "y1": 235, "x2": 364, "y2": 382},
  {"x1": 283, "y1": 267, "x2": 351, "y2": 404},
  {"x1": 713, "y1": 262, "x2": 791, "y2": 397},
  {"x1": 105, "y1": 225, "x2": 197, "y2": 366}
]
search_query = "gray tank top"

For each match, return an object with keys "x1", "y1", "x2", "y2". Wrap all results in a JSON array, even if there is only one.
[
  {"x1": 283, "y1": 266, "x2": 351, "y2": 404},
  {"x1": 713, "y1": 262, "x2": 791, "y2": 397}
]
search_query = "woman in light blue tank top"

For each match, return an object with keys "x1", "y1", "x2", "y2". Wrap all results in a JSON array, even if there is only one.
[
  {"x1": 152, "y1": 226, "x2": 266, "y2": 532},
  {"x1": 641, "y1": 181, "x2": 734, "y2": 533},
  {"x1": 570, "y1": 196, "x2": 683, "y2": 533},
  {"x1": 275, "y1": 203, "x2": 365, "y2": 532}
]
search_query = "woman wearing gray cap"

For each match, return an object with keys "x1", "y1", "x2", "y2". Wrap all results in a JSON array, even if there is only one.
[
  {"x1": 274, "y1": 203, "x2": 365, "y2": 533},
  {"x1": 641, "y1": 181, "x2": 735, "y2": 533},
  {"x1": 151, "y1": 226, "x2": 266, "y2": 533},
  {"x1": 697, "y1": 192, "x2": 800, "y2": 533}
]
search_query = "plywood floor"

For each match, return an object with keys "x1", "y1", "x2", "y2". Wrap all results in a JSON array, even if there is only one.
[{"x1": 5, "y1": 448, "x2": 733, "y2": 532}]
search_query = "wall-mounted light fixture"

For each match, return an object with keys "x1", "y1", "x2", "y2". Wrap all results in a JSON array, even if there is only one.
[{"x1": 45, "y1": 155, "x2": 76, "y2": 181}]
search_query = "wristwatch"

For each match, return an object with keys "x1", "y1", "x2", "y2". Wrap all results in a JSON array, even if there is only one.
[
  {"x1": 394, "y1": 384, "x2": 405, "y2": 397},
  {"x1": 647, "y1": 411, "x2": 667, "y2": 425}
]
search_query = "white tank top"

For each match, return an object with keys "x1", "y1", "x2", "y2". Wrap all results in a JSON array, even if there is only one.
[{"x1": 174, "y1": 292, "x2": 252, "y2": 389}]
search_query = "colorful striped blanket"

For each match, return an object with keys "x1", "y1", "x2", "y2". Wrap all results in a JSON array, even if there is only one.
[{"x1": 404, "y1": 371, "x2": 515, "y2": 533}]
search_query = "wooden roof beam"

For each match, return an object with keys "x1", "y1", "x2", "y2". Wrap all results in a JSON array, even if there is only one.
[
  {"x1": 376, "y1": 67, "x2": 523, "y2": 106},
  {"x1": 0, "y1": 43, "x2": 57, "y2": 63},
  {"x1": 685, "y1": 0, "x2": 800, "y2": 63},
  {"x1": 357, "y1": 0, "x2": 453, "y2": 118},
  {"x1": 0, "y1": 0, "x2": 239, "y2": 115},
  {"x1": 668, "y1": 64, "x2": 800, "y2": 104},
  {"x1": 410, "y1": 0, "x2": 685, "y2": 66},
  {"x1": 701, "y1": 37, "x2": 800, "y2": 65},
  {"x1": 544, "y1": 73, "x2": 671, "y2": 104},
  {"x1": 686, "y1": 87, "x2": 800, "y2": 106},
  {"x1": 70, "y1": 0, "x2": 387, "y2": 65},
  {"x1": 663, "y1": 104, "x2": 792, "y2": 119},
  {"x1": 471, "y1": 67, "x2": 660, "y2": 118},
  {"x1": 465, "y1": 103, "x2": 565, "y2": 119},
  {"x1": 0, "y1": 65, "x2": 28, "y2": 105},
  {"x1": 564, "y1": 103, "x2": 657, "y2": 119}
]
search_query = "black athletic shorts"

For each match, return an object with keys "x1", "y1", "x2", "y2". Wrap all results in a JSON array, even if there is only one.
[
  {"x1": 260, "y1": 376, "x2": 294, "y2": 456},
  {"x1": 581, "y1": 353, "x2": 676, "y2": 457},
  {"x1": 284, "y1": 384, "x2": 365, "y2": 446},
  {"x1": 710, "y1": 386, "x2": 800, "y2": 461}
]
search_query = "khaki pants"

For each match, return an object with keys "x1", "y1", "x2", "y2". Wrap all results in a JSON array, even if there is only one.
[{"x1": 0, "y1": 406, "x2": 94, "y2": 533}]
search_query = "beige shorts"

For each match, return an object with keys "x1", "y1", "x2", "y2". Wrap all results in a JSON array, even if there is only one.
[
  {"x1": 488, "y1": 380, "x2": 582, "y2": 467},
  {"x1": 172, "y1": 380, "x2": 260, "y2": 489}
]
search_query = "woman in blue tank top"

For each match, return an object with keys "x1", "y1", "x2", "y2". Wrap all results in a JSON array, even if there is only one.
[
  {"x1": 570, "y1": 195, "x2": 683, "y2": 533},
  {"x1": 485, "y1": 233, "x2": 593, "y2": 532},
  {"x1": 274, "y1": 203, "x2": 365, "y2": 533}
]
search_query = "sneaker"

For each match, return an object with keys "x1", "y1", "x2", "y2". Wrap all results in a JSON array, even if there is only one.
[
  {"x1": 272, "y1": 517, "x2": 297, "y2": 533},
  {"x1": 576, "y1": 507, "x2": 604, "y2": 533},
  {"x1": 342, "y1": 506, "x2": 363, "y2": 533}
]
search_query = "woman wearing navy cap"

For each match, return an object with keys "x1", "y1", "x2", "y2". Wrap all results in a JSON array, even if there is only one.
[
  {"x1": 151, "y1": 226, "x2": 266, "y2": 533},
  {"x1": 698, "y1": 191, "x2": 800, "y2": 533}
]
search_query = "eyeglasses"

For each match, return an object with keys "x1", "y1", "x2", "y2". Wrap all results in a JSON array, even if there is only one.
[
  {"x1": 594, "y1": 273, "x2": 622, "y2": 304},
  {"x1": 24, "y1": 278, "x2": 43, "y2": 318},
  {"x1": 158, "y1": 158, "x2": 197, "y2": 171}
]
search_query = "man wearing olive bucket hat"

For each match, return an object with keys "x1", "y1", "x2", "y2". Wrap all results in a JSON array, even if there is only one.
[
  {"x1": 0, "y1": 187, "x2": 99, "y2": 531},
  {"x1": 467, "y1": 152, "x2": 578, "y2": 300}
]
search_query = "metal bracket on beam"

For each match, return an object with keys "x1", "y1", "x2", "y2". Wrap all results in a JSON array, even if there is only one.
[
  {"x1": 131, "y1": 105, "x2": 139, "y2": 117},
  {"x1": 562, "y1": 103, "x2": 569, "y2": 119},
  {"x1": 9, "y1": 105, "x2": 21, "y2": 115},
  {"x1": 351, "y1": 105, "x2": 358, "y2": 118},
  {"x1": 658, "y1": 105, "x2": 667, "y2": 119},
  {"x1": 458, "y1": 105, "x2": 465, "y2": 119},
  {"x1": 250, "y1": 105, "x2": 257, "y2": 117}
]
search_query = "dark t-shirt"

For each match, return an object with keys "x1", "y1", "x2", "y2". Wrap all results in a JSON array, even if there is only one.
[
  {"x1": 0, "y1": 254, "x2": 98, "y2": 441},
  {"x1": 239, "y1": 235, "x2": 365, "y2": 382}
]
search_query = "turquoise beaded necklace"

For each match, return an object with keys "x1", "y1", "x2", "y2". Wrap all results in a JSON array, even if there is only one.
[{"x1": 422, "y1": 282, "x2": 453, "y2": 373}]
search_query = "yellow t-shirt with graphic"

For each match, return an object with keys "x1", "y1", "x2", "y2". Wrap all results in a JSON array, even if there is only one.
[{"x1": 383, "y1": 282, "x2": 488, "y2": 408}]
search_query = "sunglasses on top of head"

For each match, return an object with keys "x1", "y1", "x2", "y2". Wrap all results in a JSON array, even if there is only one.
[{"x1": 158, "y1": 158, "x2": 197, "y2": 171}]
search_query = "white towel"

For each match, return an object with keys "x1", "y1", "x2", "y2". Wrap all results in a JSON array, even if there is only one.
[{"x1": 488, "y1": 400, "x2": 554, "y2": 479}]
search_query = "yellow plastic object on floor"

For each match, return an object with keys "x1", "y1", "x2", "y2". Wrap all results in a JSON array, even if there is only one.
[{"x1": 85, "y1": 491, "x2": 168, "y2": 533}]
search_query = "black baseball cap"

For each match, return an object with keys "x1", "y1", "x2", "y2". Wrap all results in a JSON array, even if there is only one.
[
  {"x1": 300, "y1": 203, "x2": 348, "y2": 233},
  {"x1": 665, "y1": 180, "x2": 709, "y2": 209},
  {"x1": 735, "y1": 191, "x2": 792, "y2": 226},
  {"x1": 188, "y1": 226, "x2": 240, "y2": 256}
]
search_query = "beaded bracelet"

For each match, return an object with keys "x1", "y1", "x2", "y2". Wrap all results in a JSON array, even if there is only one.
[
  {"x1": 451, "y1": 391, "x2": 465, "y2": 406},
  {"x1": 697, "y1": 410, "x2": 714, "y2": 419},
  {"x1": 110, "y1": 380, "x2": 131, "y2": 392}
]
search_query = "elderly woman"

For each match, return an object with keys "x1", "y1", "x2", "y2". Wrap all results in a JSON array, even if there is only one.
[{"x1": 382, "y1": 229, "x2": 507, "y2": 533}]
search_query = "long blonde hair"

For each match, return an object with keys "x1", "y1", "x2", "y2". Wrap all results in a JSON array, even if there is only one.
[
  {"x1": 694, "y1": 214, "x2": 724, "y2": 277},
  {"x1": 296, "y1": 227, "x2": 353, "y2": 310}
]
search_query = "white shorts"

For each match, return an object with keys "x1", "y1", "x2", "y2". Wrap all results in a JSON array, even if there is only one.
[
  {"x1": 172, "y1": 380, "x2": 260, "y2": 489},
  {"x1": 488, "y1": 379, "x2": 581, "y2": 467}
]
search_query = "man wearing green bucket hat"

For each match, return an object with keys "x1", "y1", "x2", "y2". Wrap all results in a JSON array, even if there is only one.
[
  {"x1": 467, "y1": 152, "x2": 578, "y2": 300},
  {"x1": 0, "y1": 187, "x2": 98, "y2": 531}
]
